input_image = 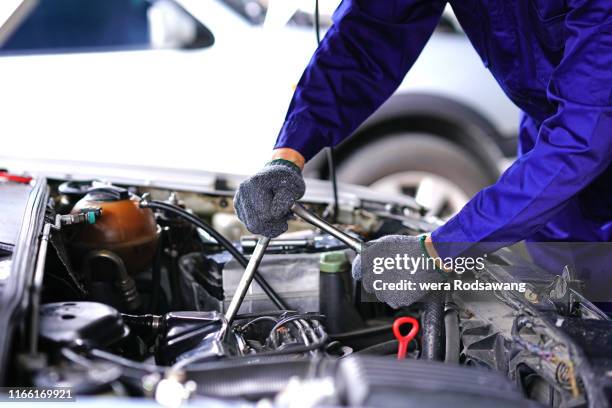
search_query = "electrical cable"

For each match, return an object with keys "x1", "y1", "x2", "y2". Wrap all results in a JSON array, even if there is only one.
[
  {"x1": 90, "y1": 348, "x2": 164, "y2": 373},
  {"x1": 258, "y1": 334, "x2": 328, "y2": 357},
  {"x1": 314, "y1": 0, "x2": 340, "y2": 223},
  {"x1": 239, "y1": 315, "x2": 279, "y2": 331},
  {"x1": 355, "y1": 339, "x2": 419, "y2": 356},
  {"x1": 139, "y1": 200, "x2": 288, "y2": 310},
  {"x1": 268, "y1": 313, "x2": 325, "y2": 347},
  {"x1": 234, "y1": 310, "x2": 297, "y2": 320},
  {"x1": 326, "y1": 148, "x2": 340, "y2": 223},
  {"x1": 328, "y1": 324, "x2": 393, "y2": 341},
  {"x1": 314, "y1": 0, "x2": 321, "y2": 44}
]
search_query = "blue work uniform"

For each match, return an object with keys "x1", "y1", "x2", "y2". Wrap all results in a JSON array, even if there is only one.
[{"x1": 274, "y1": 0, "x2": 612, "y2": 264}]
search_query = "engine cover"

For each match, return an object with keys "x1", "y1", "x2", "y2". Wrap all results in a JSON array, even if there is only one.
[{"x1": 39, "y1": 302, "x2": 128, "y2": 348}]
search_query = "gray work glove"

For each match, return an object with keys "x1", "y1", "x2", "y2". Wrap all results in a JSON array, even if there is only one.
[
  {"x1": 234, "y1": 159, "x2": 305, "y2": 238},
  {"x1": 352, "y1": 235, "x2": 447, "y2": 308}
]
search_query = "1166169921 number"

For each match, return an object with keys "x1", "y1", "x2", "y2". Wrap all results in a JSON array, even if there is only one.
[{"x1": 1, "y1": 388, "x2": 74, "y2": 402}]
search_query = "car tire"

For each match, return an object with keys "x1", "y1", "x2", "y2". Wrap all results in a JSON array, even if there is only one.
[{"x1": 336, "y1": 133, "x2": 494, "y2": 217}]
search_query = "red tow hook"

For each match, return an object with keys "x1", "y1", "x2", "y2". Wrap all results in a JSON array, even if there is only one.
[
  {"x1": 0, "y1": 172, "x2": 32, "y2": 184},
  {"x1": 393, "y1": 316, "x2": 419, "y2": 360}
]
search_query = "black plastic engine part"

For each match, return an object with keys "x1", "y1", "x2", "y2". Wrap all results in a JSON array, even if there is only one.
[
  {"x1": 57, "y1": 180, "x2": 94, "y2": 199},
  {"x1": 187, "y1": 357, "x2": 331, "y2": 399},
  {"x1": 139, "y1": 199, "x2": 288, "y2": 310},
  {"x1": 155, "y1": 311, "x2": 233, "y2": 365},
  {"x1": 36, "y1": 349, "x2": 122, "y2": 395},
  {"x1": 178, "y1": 252, "x2": 224, "y2": 312},
  {"x1": 39, "y1": 302, "x2": 128, "y2": 348},
  {"x1": 318, "y1": 251, "x2": 363, "y2": 334},
  {"x1": 184, "y1": 355, "x2": 537, "y2": 406},
  {"x1": 338, "y1": 356, "x2": 538, "y2": 408},
  {"x1": 56, "y1": 180, "x2": 94, "y2": 214}
]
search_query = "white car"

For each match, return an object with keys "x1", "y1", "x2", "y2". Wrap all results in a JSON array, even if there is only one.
[{"x1": 0, "y1": 0, "x2": 519, "y2": 217}]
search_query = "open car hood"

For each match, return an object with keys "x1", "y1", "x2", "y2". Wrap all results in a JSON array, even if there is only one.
[{"x1": 0, "y1": 155, "x2": 424, "y2": 210}]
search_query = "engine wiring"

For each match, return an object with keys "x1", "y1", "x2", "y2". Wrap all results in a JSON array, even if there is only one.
[
  {"x1": 512, "y1": 315, "x2": 580, "y2": 398},
  {"x1": 313, "y1": 0, "x2": 340, "y2": 223},
  {"x1": 139, "y1": 198, "x2": 289, "y2": 310},
  {"x1": 234, "y1": 311, "x2": 328, "y2": 357},
  {"x1": 268, "y1": 312, "x2": 325, "y2": 348}
]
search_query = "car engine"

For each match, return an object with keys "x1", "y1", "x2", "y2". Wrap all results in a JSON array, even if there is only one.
[{"x1": 7, "y1": 177, "x2": 612, "y2": 408}]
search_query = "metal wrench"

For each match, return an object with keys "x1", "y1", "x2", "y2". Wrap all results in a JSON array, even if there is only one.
[
  {"x1": 226, "y1": 203, "x2": 360, "y2": 323},
  {"x1": 224, "y1": 236, "x2": 271, "y2": 324},
  {"x1": 291, "y1": 203, "x2": 363, "y2": 253}
]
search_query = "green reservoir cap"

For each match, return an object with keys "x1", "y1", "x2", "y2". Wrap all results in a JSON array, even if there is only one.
[
  {"x1": 87, "y1": 211, "x2": 97, "y2": 224},
  {"x1": 319, "y1": 251, "x2": 348, "y2": 273}
]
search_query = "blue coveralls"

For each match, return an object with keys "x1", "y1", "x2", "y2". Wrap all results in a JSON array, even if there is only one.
[{"x1": 274, "y1": 0, "x2": 612, "y2": 273}]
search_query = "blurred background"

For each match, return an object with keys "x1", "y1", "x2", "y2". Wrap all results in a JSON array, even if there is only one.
[{"x1": 0, "y1": 0, "x2": 519, "y2": 219}]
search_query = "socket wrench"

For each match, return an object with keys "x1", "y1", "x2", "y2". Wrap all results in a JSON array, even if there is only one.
[
  {"x1": 226, "y1": 204, "x2": 360, "y2": 323},
  {"x1": 291, "y1": 203, "x2": 363, "y2": 253},
  {"x1": 224, "y1": 236, "x2": 271, "y2": 324}
]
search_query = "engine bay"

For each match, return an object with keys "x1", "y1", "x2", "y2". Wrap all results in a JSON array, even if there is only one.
[{"x1": 4, "y1": 176, "x2": 612, "y2": 407}]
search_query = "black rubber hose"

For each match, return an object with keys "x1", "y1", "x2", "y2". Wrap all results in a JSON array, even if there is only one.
[
  {"x1": 421, "y1": 291, "x2": 445, "y2": 361},
  {"x1": 444, "y1": 307, "x2": 461, "y2": 364},
  {"x1": 139, "y1": 200, "x2": 288, "y2": 310},
  {"x1": 121, "y1": 314, "x2": 162, "y2": 338}
]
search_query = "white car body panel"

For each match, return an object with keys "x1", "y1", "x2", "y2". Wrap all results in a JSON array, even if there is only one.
[{"x1": 0, "y1": 0, "x2": 519, "y2": 176}]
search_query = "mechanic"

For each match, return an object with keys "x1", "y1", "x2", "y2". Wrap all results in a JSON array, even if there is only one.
[{"x1": 235, "y1": 0, "x2": 612, "y2": 308}]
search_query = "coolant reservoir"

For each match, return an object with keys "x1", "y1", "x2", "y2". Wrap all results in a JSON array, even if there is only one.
[{"x1": 70, "y1": 186, "x2": 159, "y2": 275}]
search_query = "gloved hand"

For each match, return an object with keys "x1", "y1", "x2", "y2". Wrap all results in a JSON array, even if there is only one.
[
  {"x1": 234, "y1": 159, "x2": 306, "y2": 238},
  {"x1": 352, "y1": 235, "x2": 447, "y2": 308}
]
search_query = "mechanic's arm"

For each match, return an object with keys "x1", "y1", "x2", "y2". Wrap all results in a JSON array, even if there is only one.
[
  {"x1": 236, "y1": 0, "x2": 446, "y2": 237},
  {"x1": 431, "y1": 0, "x2": 612, "y2": 258},
  {"x1": 272, "y1": 0, "x2": 447, "y2": 167}
]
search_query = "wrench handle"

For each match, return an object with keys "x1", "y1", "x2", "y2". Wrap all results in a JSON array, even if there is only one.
[
  {"x1": 225, "y1": 236, "x2": 271, "y2": 324},
  {"x1": 291, "y1": 203, "x2": 363, "y2": 253}
]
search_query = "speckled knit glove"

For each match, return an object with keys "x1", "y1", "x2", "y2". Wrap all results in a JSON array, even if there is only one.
[
  {"x1": 352, "y1": 235, "x2": 447, "y2": 308},
  {"x1": 234, "y1": 159, "x2": 306, "y2": 238}
]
